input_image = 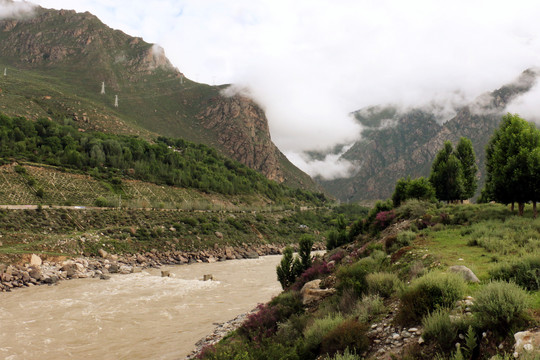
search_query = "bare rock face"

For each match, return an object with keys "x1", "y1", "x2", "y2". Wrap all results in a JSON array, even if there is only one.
[{"x1": 198, "y1": 95, "x2": 284, "y2": 183}]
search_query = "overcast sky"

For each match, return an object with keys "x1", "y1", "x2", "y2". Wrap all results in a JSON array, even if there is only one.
[{"x1": 11, "y1": 1, "x2": 540, "y2": 178}]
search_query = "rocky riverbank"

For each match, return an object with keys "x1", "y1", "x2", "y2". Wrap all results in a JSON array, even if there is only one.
[{"x1": 0, "y1": 242, "x2": 325, "y2": 292}]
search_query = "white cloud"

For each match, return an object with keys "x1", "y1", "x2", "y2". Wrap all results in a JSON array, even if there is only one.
[
  {"x1": 28, "y1": 0, "x2": 540, "y2": 178},
  {"x1": 286, "y1": 149, "x2": 356, "y2": 181},
  {"x1": 506, "y1": 82, "x2": 540, "y2": 123},
  {"x1": 0, "y1": 0, "x2": 36, "y2": 19}
]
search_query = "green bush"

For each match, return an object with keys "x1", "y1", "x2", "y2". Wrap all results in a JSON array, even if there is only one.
[
  {"x1": 422, "y1": 308, "x2": 456, "y2": 351},
  {"x1": 320, "y1": 319, "x2": 369, "y2": 357},
  {"x1": 395, "y1": 199, "x2": 436, "y2": 220},
  {"x1": 472, "y1": 281, "x2": 530, "y2": 334},
  {"x1": 336, "y1": 256, "x2": 382, "y2": 296},
  {"x1": 302, "y1": 314, "x2": 345, "y2": 357},
  {"x1": 397, "y1": 271, "x2": 466, "y2": 324},
  {"x1": 385, "y1": 230, "x2": 416, "y2": 253},
  {"x1": 366, "y1": 272, "x2": 402, "y2": 298},
  {"x1": 353, "y1": 294, "x2": 385, "y2": 323},
  {"x1": 489, "y1": 255, "x2": 540, "y2": 290},
  {"x1": 325, "y1": 348, "x2": 363, "y2": 360},
  {"x1": 94, "y1": 196, "x2": 109, "y2": 207}
]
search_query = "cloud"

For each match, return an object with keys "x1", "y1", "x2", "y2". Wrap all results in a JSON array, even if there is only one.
[
  {"x1": 285, "y1": 148, "x2": 356, "y2": 181},
  {"x1": 0, "y1": 0, "x2": 36, "y2": 19},
  {"x1": 506, "y1": 83, "x2": 540, "y2": 124},
  {"x1": 31, "y1": 0, "x2": 540, "y2": 179}
]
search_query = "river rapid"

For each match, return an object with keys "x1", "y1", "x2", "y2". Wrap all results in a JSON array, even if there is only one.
[{"x1": 0, "y1": 255, "x2": 283, "y2": 360}]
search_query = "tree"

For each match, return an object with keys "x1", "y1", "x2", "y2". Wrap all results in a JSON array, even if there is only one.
[
  {"x1": 455, "y1": 137, "x2": 478, "y2": 201},
  {"x1": 298, "y1": 235, "x2": 314, "y2": 271},
  {"x1": 276, "y1": 247, "x2": 301, "y2": 289},
  {"x1": 484, "y1": 113, "x2": 540, "y2": 215},
  {"x1": 392, "y1": 176, "x2": 436, "y2": 207},
  {"x1": 429, "y1": 141, "x2": 465, "y2": 202}
]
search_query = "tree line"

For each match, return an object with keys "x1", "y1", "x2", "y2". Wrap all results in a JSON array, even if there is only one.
[
  {"x1": 392, "y1": 113, "x2": 540, "y2": 217},
  {"x1": 0, "y1": 113, "x2": 326, "y2": 204}
]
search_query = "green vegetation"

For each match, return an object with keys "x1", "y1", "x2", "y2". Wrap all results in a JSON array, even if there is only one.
[
  {"x1": 483, "y1": 113, "x2": 540, "y2": 216},
  {"x1": 276, "y1": 235, "x2": 314, "y2": 289},
  {"x1": 392, "y1": 176, "x2": 436, "y2": 207},
  {"x1": 429, "y1": 138, "x2": 478, "y2": 203},
  {"x1": 0, "y1": 113, "x2": 326, "y2": 204}
]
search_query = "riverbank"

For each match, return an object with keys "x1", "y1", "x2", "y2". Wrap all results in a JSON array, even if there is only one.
[{"x1": 0, "y1": 242, "x2": 325, "y2": 292}]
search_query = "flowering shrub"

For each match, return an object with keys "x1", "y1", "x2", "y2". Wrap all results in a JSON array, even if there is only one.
[
  {"x1": 373, "y1": 210, "x2": 396, "y2": 230},
  {"x1": 329, "y1": 250, "x2": 345, "y2": 263},
  {"x1": 239, "y1": 303, "x2": 280, "y2": 343},
  {"x1": 291, "y1": 260, "x2": 332, "y2": 291}
]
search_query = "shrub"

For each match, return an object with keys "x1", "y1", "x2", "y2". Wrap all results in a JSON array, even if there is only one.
[
  {"x1": 489, "y1": 255, "x2": 540, "y2": 290},
  {"x1": 366, "y1": 272, "x2": 402, "y2": 298},
  {"x1": 386, "y1": 230, "x2": 416, "y2": 253},
  {"x1": 320, "y1": 319, "x2": 369, "y2": 357},
  {"x1": 472, "y1": 281, "x2": 530, "y2": 334},
  {"x1": 373, "y1": 210, "x2": 396, "y2": 231},
  {"x1": 291, "y1": 260, "x2": 331, "y2": 291},
  {"x1": 353, "y1": 294, "x2": 385, "y2": 323},
  {"x1": 302, "y1": 313, "x2": 345, "y2": 357},
  {"x1": 326, "y1": 348, "x2": 363, "y2": 360},
  {"x1": 422, "y1": 308, "x2": 456, "y2": 351},
  {"x1": 336, "y1": 256, "x2": 382, "y2": 296},
  {"x1": 239, "y1": 303, "x2": 280, "y2": 342},
  {"x1": 269, "y1": 291, "x2": 304, "y2": 320},
  {"x1": 398, "y1": 271, "x2": 466, "y2": 324},
  {"x1": 94, "y1": 196, "x2": 109, "y2": 207}
]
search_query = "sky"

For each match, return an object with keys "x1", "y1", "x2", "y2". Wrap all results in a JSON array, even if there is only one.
[{"x1": 7, "y1": 0, "x2": 540, "y2": 179}]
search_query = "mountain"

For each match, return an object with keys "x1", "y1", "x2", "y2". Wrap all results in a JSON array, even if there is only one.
[
  {"x1": 0, "y1": 5, "x2": 318, "y2": 191},
  {"x1": 320, "y1": 69, "x2": 538, "y2": 201}
]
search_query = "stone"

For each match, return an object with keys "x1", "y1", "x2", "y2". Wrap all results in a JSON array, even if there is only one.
[
  {"x1": 408, "y1": 328, "x2": 419, "y2": 333},
  {"x1": 30, "y1": 254, "x2": 42, "y2": 266},
  {"x1": 203, "y1": 274, "x2": 213, "y2": 281},
  {"x1": 108, "y1": 264, "x2": 119, "y2": 273},
  {"x1": 132, "y1": 267, "x2": 142, "y2": 273},
  {"x1": 161, "y1": 270, "x2": 170, "y2": 277},
  {"x1": 206, "y1": 256, "x2": 217, "y2": 263},
  {"x1": 214, "y1": 231, "x2": 224, "y2": 239},
  {"x1": 244, "y1": 251, "x2": 259, "y2": 259},
  {"x1": 28, "y1": 267, "x2": 42, "y2": 281},
  {"x1": 98, "y1": 249, "x2": 108, "y2": 258},
  {"x1": 300, "y1": 279, "x2": 336, "y2": 305},
  {"x1": 100, "y1": 274, "x2": 111, "y2": 280},
  {"x1": 448, "y1": 265, "x2": 480, "y2": 283},
  {"x1": 514, "y1": 330, "x2": 540, "y2": 357}
]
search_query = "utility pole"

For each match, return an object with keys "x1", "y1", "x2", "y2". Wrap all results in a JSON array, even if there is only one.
[
  {"x1": 3, "y1": 68, "x2": 6, "y2": 76},
  {"x1": 114, "y1": 95, "x2": 118, "y2": 108},
  {"x1": 100, "y1": 81, "x2": 105, "y2": 94}
]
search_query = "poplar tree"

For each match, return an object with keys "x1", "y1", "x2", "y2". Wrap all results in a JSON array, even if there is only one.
[
  {"x1": 455, "y1": 137, "x2": 478, "y2": 201},
  {"x1": 484, "y1": 113, "x2": 540, "y2": 215},
  {"x1": 429, "y1": 141, "x2": 465, "y2": 202}
]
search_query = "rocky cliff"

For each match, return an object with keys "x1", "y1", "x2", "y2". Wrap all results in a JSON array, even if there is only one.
[
  {"x1": 0, "y1": 5, "x2": 318, "y2": 190},
  {"x1": 321, "y1": 70, "x2": 538, "y2": 201}
]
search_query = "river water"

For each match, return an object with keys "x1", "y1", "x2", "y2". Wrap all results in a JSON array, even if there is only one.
[{"x1": 0, "y1": 255, "x2": 283, "y2": 360}]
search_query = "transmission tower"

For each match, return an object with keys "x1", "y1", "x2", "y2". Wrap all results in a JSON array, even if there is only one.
[{"x1": 100, "y1": 82, "x2": 105, "y2": 94}]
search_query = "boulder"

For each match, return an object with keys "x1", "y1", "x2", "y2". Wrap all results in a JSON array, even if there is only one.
[
  {"x1": 244, "y1": 251, "x2": 259, "y2": 259},
  {"x1": 225, "y1": 246, "x2": 236, "y2": 260},
  {"x1": 300, "y1": 279, "x2": 336, "y2": 305},
  {"x1": 98, "y1": 249, "x2": 108, "y2": 258},
  {"x1": 161, "y1": 270, "x2": 170, "y2": 277},
  {"x1": 30, "y1": 254, "x2": 42, "y2": 266},
  {"x1": 448, "y1": 265, "x2": 480, "y2": 283},
  {"x1": 215, "y1": 231, "x2": 224, "y2": 239},
  {"x1": 28, "y1": 267, "x2": 43, "y2": 281},
  {"x1": 514, "y1": 330, "x2": 540, "y2": 358},
  {"x1": 203, "y1": 274, "x2": 213, "y2": 281}
]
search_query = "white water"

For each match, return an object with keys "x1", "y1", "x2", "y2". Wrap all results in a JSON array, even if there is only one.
[{"x1": 0, "y1": 255, "x2": 283, "y2": 360}]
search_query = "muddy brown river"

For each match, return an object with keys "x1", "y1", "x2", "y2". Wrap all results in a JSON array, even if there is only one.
[{"x1": 0, "y1": 255, "x2": 283, "y2": 359}]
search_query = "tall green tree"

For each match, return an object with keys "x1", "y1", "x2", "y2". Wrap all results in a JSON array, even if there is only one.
[
  {"x1": 455, "y1": 137, "x2": 478, "y2": 201},
  {"x1": 484, "y1": 113, "x2": 540, "y2": 215},
  {"x1": 429, "y1": 141, "x2": 465, "y2": 202}
]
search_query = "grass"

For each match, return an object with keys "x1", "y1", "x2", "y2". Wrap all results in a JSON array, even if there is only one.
[{"x1": 407, "y1": 203, "x2": 540, "y2": 311}]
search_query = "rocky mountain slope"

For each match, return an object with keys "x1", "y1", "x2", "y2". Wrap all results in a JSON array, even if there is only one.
[
  {"x1": 320, "y1": 69, "x2": 538, "y2": 201},
  {"x1": 0, "y1": 5, "x2": 317, "y2": 190}
]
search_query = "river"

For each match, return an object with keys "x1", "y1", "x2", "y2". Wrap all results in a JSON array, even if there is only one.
[{"x1": 0, "y1": 255, "x2": 283, "y2": 360}]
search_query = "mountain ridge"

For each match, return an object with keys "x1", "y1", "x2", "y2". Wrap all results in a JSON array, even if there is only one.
[{"x1": 0, "y1": 5, "x2": 319, "y2": 191}]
